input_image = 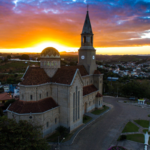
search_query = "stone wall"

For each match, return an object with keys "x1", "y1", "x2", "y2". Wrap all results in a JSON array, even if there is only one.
[
  {"x1": 19, "y1": 84, "x2": 51, "y2": 101},
  {"x1": 69, "y1": 72, "x2": 83, "y2": 131},
  {"x1": 7, "y1": 107, "x2": 60, "y2": 137}
]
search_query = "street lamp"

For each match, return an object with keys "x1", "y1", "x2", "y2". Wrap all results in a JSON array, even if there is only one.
[{"x1": 57, "y1": 136, "x2": 65, "y2": 150}]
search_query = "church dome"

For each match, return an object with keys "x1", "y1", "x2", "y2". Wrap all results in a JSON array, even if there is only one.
[{"x1": 41, "y1": 47, "x2": 60, "y2": 58}]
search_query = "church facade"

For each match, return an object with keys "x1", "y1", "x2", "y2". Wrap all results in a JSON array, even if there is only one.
[{"x1": 7, "y1": 11, "x2": 103, "y2": 137}]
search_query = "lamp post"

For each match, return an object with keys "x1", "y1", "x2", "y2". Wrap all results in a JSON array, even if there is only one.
[{"x1": 57, "y1": 136, "x2": 65, "y2": 150}]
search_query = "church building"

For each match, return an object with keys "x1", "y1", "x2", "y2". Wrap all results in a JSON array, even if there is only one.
[{"x1": 7, "y1": 11, "x2": 103, "y2": 137}]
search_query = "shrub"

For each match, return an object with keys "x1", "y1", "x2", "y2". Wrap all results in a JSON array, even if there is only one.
[
  {"x1": 119, "y1": 135, "x2": 127, "y2": 141},
  {"x1": 56, "y1": 126, "x2": 69, "y2": 137},
  {"x1": 103, "y1": 105, "x2": 106, "y2": 108}
]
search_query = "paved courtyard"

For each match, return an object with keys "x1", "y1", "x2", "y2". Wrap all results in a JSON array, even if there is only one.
[{"x1": 61, "y1": 96, "x2": 150, "y2": 150}]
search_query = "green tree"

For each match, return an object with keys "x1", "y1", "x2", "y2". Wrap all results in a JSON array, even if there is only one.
[
  {"x1": 21, "y1": 54, "x2": 29, "y2": 60},
  {"x1": 0, "y1": 108, "x2": 3, "y2": 116},
  {"x1": 7, "y1": 55, "x2": 11, "y2": 59},
  {"x1": 0, "y1": 116, "x2": 50, "y2": 150}
]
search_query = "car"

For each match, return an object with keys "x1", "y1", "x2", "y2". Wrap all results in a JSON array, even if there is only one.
[{"x1": 129, "y1": 97, "x2": 136, "y2": 100}]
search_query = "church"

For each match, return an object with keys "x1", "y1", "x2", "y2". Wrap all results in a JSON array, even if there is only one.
[{"x1": 7, "y1": 11, "x2": 103, "y2": 137}]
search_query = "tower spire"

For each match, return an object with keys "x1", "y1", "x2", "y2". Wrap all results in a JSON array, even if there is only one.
[{"x1": 82, "y1": 9, "x2": 93, "y2": 34}]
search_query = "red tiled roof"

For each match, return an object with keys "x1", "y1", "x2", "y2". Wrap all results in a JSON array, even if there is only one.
[
  {"x1": 8, "y1": 97, "x2": 58, "y2": 114},
  {"x1": 0, "y1": 93, "x2": 12, "y2": 101},
  {"x1": 21, "y1": 65, "x2": 88, "y2": 85},
  {"x1": 83, "y1": 84, "x2": 98, "y2": 96},
  {"x1": 21, "y1": 67, "x2": 51, "y2": 85},
  {"x1": 96, "y1": 92, "x2": 103, "y2": 97},
  {"x1": 51, "y1": 65, "x2": 88, "y2": 85},
  {"x1": 94, "y1": 70, "x2": 101, "y2": 75}
]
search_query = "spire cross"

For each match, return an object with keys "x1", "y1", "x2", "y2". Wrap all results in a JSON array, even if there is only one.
[{"x1": 87, "y1": 4, "x2": 89, "y2": 11}]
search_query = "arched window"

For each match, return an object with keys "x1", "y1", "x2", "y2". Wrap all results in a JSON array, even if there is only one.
[
  {"x1": 47, "y1": 122, "x2": 49, "y2": 127},
  {"x1": 30, "y1": 95, "x2": 32, "y2": 100},
  {"x1": 78, "y1": 91, "x2": 80, "y2": 119},
  {"x1": 22, "y1": 94, "x2": 24, "y2": 100},
  {"x1": 55, "y1": 118, "x2": 57, "y2": 124},
  {"x1": 39, "y1": 94, "x2": 41, "y2": 99},
  {"x1": 73, "y1": 92, "x2": 75, "y2": 122},
  {"x1": 83, "y1": 36, "x2": 86, "y2": 43},
  {"x1": 91, "y1": 36, "x2": 93, "y2": 44}
]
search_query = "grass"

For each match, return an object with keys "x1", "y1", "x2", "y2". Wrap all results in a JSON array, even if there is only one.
[
  {"x1": 143, "y1": 129, "x2": 150, "y2": 134},
  {"x1": 126, "y1": 134, "x2": 144, "y2": 143},
  {"x1": 134, "y1": 120, "x2": 149, "y2": 128},
  {"x1": 122, "y1": 122, "x2": 139, "y2": 133},
  {"x1": 0, "y1": 61, "x2": 40, "y2": 73},
  {"x1": 83, "y1": 115, "x2": 92, "y2": 124},
  {"x1": 91, "y1": 106, "x2": 109, "y2": 115}
]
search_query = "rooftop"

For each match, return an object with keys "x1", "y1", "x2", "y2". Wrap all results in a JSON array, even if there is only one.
[
  {"x1": 83, "y1": 84, "x2": 98, "y2": 96},
  {"x1": 8, "y1": 97, "x2": 58, "y2": 114},
  {"x1": 0, "y1": 93, "x2": 12, "y2": 101}
]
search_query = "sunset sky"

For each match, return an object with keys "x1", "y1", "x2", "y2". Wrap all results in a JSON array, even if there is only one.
[{"x1": 1, "y1": 0, "x2": 150, "y2": 55}]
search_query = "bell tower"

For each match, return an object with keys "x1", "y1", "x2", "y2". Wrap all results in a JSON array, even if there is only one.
[{"x1": 78, "y1": 10, "x2": 97, "y2": 75}]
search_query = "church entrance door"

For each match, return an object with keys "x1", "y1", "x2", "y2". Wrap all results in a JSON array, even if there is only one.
[{"x1": 84, "y1": 102, "x2": 87, "y2": 113}]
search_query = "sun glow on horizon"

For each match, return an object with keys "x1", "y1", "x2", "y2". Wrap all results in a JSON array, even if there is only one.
[{"x1": 0, "y1": 43, "x2": 150, "y2": 55}]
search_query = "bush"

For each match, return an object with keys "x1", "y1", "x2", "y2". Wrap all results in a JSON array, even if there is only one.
[
  {"x1": 119, "y1": 135, "x2": 127, "y2": 141},
  {"x1": 7, "y1": 55, "x2": 11, "y2": 59},
  {"x1": 21, "y1": 54, "x2": 29, "y2": 60},
  {"x1": 103, "y1": 105, "x2": 106, "y2": 108},
  {"x1": 56, "y1": 126, "x2": 69, "y2": 137}
]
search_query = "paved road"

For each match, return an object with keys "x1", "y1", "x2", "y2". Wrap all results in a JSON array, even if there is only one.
[{"x1": 61, "y1": 97, "x2": 150, "y2": 150}]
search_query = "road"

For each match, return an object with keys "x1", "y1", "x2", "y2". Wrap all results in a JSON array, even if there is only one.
[{"x1": 61, "y1": 96, "x2": 150, "y2": 150}]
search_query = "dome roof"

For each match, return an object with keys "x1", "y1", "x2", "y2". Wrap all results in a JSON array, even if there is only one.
[{"x1": 41, "y1": 47, "x2": 60, "y2": 58}]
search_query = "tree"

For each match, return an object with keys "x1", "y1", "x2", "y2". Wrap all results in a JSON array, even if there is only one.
[
  {"x1": 0, "y1": 108, "x2": 3, "y2": 116},
  {"x1": 4, "y1": 99, "x2": 16, "y2": 109},
  {"x1": 0, "y1": 116, "x2": 50, "y2": 150},
  {"x1": 21, "y1": 54, "x2": 29, "y2": 60},
  {"x1": 7, "y1": 55, "x2": 11, "y2": 59}
]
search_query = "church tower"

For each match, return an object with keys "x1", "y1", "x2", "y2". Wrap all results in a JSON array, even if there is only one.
[{"x1": 78, "y1": 10, "x2": 97, "y2": 75}]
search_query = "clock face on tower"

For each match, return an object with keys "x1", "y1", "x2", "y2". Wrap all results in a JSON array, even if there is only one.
[
  {"x1": 81, "y1": 55, "x2": 85, "y2": 59},
  {"x1": 93, "y1": 56, "x2": 95, "y2": 59}
]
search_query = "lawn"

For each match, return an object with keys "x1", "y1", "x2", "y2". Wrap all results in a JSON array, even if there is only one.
[
  {"x1": 83, "y1": 115, "x2": 92, "y2": 124},
  {"x1": 122, "y1": 122, "x2": 139, "y2": 133},
  {"x1": 143, "y1": 129, "x2": 150, "y2": 134},
  {"x1": 91, "y1": 106, "x2": 109, "y2": 115},
  {"x1": 126, "y1": 134, "x2": 144, "y2": 143},
  {"x1": 0, "y1": 61, "x2": 40, "y2": 73},
  {"x1": 134, "y1": 120, "x2": 149, "y2": 128}
]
